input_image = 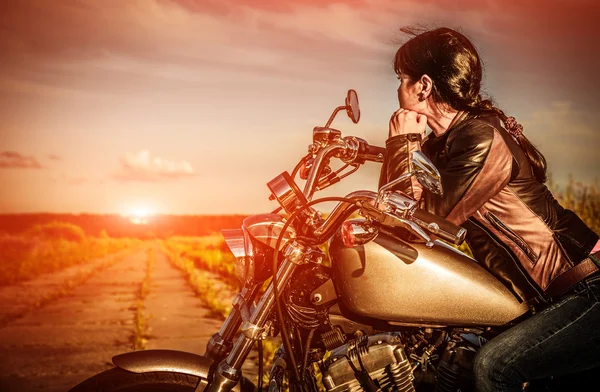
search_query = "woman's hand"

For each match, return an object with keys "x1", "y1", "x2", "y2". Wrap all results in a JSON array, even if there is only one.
[{"x1": 389, "y1": 108, "x2": 427, "y2": 139}]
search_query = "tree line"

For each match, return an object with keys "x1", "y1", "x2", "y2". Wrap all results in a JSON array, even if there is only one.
[{"x1": 0, "y1": 214, "x2": 248, "y2": 239}]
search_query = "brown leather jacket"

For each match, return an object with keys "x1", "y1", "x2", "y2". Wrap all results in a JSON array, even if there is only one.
[{"x1": 378, "y1": 111, "x2": 599, "y2": 303}]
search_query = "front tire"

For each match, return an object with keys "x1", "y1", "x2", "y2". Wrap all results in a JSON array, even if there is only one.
[{"x1": 69, "y1": 368, "x2": 200, "y2": 391}]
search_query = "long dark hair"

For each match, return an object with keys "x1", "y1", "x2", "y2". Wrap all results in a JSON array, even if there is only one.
[{"x1": 394, "y1": 27, "x2": 547, "y2": 183}]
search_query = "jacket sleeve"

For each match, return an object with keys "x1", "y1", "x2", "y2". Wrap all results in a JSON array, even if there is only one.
[
  {"x1": 378, "y1": 132, "x2": 424, "y2": 201},
  {"x1": 379, "y1": 121, "x2": 513, "y2": 226}
]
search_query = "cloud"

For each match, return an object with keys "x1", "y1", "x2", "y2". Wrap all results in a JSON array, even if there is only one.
[
  {"x1": 65, "y1": 176, "x2": 88, "y2": 185},
  {"x1": 114, "y1": 150, "x2": 197, "y2": 182},
  {"x1": 48, "y1": 154, "x2": 61, "y2": 161},
  {"x1": 50, "y1": 174, "x2": 97, "y2": 185},
  {"x1": 167, "y1": 0, "x2": 366, "y2": 14},
  {"x1": 0, "y1": 151, "x2": 42, "y2": 169},
  {"x1": 2, "y1": 0, "x2": 598, "y2": 100},
  {"x1": 525, "y1": 102, "x2": 598, "y2": 139},
  {"x1": 520, "y1": 101, "x2": 600, "y2": 183}
]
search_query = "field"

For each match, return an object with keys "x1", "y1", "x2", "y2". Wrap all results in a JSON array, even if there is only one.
[
  {"x1": 2, "y1": 175, "x2": 596, "y2": 286},
  {"x1": 0, "y1": 222, "x2": 141, "y2": 286}
]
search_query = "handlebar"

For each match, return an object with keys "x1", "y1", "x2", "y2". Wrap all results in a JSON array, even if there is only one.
[
  {"x1": 286, "y1": 130, "x2": 467, "y2": 247},
  {"x1": 356, "y1": 142, "x2": 385, "y2": 164},
  {"x1": 302, "y1": 138, "x2": 385, "y2": 201},
  {"x1": 412, "y1": 208, "x2": 466, "y2": 245},
  {"x1": 308, "y1": 191, "x2": 466, "y2": 248}
]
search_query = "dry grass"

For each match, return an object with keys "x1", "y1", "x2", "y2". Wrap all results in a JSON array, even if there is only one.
[
  {"x1": 132, "y1": 247, "x2": 155, "y2": 350},
  {"x1": 159, "y1": 239, "x2": 233, "y2": 320},
  {"x1": 0, "y1": 221, "x2": 141, "y2": 286},
  {"x1": 161, "y1": 236, "x2": 240, "y2": 289},
  {"x1": 549, "y1": 175, "x2": 599, "y2": 234}
]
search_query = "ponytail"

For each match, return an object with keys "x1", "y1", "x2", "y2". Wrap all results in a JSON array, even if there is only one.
[{"x1": 468, "y1": 97, "x2": 548, "y2": 183}]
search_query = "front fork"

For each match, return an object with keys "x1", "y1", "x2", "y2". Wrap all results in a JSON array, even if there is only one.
[
  {"x1": 204, "y1": 284, "x2": 261, "y2": 363},
  {"x1": 201, "y1": 242, "x2": 306, "y2": 392}
]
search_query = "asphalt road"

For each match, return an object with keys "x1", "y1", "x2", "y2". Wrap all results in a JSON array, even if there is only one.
[{"x1": 0, "y1": 245, "x2": 258, "y2": 392}]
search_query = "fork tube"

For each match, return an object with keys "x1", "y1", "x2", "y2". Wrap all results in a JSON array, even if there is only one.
[
  {"x1": 205, "y1": 258, "x2": 298, "y2": 392},
  {"x1": 205, "y1": 284, "x2": 261, "y2": 362},
  {"x1": 228, "y1": 258, "x2": 298, "y2": 369},
  {"x1": 222, "y1": 284, "x2": 262, "y2": 340}
]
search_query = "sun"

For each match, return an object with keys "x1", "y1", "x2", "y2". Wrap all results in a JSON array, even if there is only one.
[{"x1": 127, "y1": 207, "x2": 153, "y2": 225}]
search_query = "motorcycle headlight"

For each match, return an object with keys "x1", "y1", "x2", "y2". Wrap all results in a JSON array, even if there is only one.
[
  {"x1": 222, "y1": 214, "x2": 297, "y2": 285},
  {"x1": 221, "y1": 228, "x2": 252, "y2": 284}
]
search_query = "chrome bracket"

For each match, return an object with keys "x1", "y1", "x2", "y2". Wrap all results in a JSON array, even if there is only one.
[
  {"x1": 241, "y1": 320, "x2": 270, "y2": 341},
  {"x1": 283, "y1": 241, "x2": 307, "y2": 265},
  {"x1": 241, "y1": 321, "x2": 265, "y2": 340}
]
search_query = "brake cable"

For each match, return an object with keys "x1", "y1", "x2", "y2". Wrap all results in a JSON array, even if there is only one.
[{"x1": 272, "y1": 196, "x2": 358, "y2": 384}]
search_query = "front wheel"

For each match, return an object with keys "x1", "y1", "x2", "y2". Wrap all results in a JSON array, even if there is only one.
[{"x1": 69, "y1": 368, "x2": 200, "y2": 392}]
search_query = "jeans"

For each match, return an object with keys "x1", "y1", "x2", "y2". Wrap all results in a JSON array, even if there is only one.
[{"x1": 473, "y1": 272, "x2": 600, "y2": 391}]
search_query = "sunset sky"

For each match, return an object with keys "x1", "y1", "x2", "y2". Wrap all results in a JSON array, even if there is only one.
[{"x1": 1, "y1": 0, "x2": 599, "y2": 215}]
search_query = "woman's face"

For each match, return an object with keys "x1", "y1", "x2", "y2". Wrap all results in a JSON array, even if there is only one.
[{"x1": 397, "y1": 73, "x2": 424, "y2": 112}]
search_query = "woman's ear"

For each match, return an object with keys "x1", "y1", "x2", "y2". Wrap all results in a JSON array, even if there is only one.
[{"x1": 419, "y1": 74, "x2": 433, "y2": 101}]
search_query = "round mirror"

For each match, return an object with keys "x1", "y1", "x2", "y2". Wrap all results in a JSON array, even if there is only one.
[
  {"x1": 412, "y1": 151, "x2": 443, "y2": 195},
  {"x1": 345, "y1": 89, "x2": 360, "y2": 123}
]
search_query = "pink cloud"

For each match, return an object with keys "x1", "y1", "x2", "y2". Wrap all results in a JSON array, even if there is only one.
[
  {"x1": 3, "y1": 0, "x2": 596, "y2": 95},
  {"x1": 167, "y1": 0, "x2": 366, "y2": 15},
  {"x1": 0, "y1": 151, "x2": 42, "y2": 169},
  {"x1": 65, "y1": 176, "x2": 88, "y2": 185},
  {"x1": 114, "y1": 150, "x2": 197, "y2": 182}
]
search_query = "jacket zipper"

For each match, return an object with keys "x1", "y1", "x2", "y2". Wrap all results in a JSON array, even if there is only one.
[
  {"x1": 484, "y1": 211, "x2": 539, "y2": 265},
  {"x1": 468, "y1": 218, "x2": 545, "y2": 301}
]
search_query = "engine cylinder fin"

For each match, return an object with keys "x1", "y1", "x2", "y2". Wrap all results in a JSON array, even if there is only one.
[
  {"x1": 389, "y1": 359, "x2": 416, "y2": 392},
  {"x1": 322, "y1": 327, "x2": 347, "y2": 351},
  {"x1": 433, "y1": 361, "x2": 460, "y2": 392},
  {"x1": 377, "y1": 373, "x2": 393, "y2": 391},
  {"x1": 322, "y1": 333, "x2": 414, "y2": 392}
]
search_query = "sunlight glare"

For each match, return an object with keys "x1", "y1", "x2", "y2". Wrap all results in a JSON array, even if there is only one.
[{"x1": 126, "y1": 206, "x2": 153, "y2": 225}]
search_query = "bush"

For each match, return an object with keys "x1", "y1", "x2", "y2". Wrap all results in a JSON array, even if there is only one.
[
  {"x1": 25, "y1": 221, "x2": 86, "y2": 243},
  {"x1": 0, "y1": 234, "x2": 34, "y2": 260},
  {"x1": 547, "y1": 175, "x2": 599, "y2": 234},
  {"x1": 0, "y1": 234, "x2": 36, "y2": 284},
  {"x1": 0, "y1": 230, "x2": 141, "y2": 286}
]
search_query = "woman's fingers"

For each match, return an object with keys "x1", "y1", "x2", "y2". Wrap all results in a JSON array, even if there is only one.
[
  {"x1": 389, "y1": 109, "x2": 427, "y2": 137},
  {"x1": 389, "y1": 108, "x2": 405, "y2": 122}
]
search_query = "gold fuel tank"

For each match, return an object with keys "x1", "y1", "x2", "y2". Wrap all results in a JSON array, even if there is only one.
[{"x1": 328, "y1": 228, "x2": 529, "y2": 327}]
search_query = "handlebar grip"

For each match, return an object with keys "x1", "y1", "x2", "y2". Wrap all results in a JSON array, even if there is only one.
[
  {"x1": 357, "y1": 144, "x2": 386, "y2": 163},
  {"x1": 412, "y1": 208, "x2": 466, "y2": 245}
]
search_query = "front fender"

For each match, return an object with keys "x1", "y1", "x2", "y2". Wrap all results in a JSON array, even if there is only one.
[
  {"x1": 112, "y1": 350, "x2": 256, "y2": 391},
  {"x1": 113, "y1": 349, "x2": 213, "y2": 379}
]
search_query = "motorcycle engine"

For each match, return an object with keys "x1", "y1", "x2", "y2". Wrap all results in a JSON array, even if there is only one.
[{"x1": 321, "y1": 332, "x2": 415, "y2": 392}]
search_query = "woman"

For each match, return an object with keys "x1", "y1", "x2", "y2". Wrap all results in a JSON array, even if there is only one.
[{"x1": 379, "y1": 27, "x2": 600, "y2": 391}]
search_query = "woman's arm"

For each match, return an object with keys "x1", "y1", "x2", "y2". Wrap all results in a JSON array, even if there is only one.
[
  {"x1": 378, "y1": 133, "x2": 424, "y2": 201},
  {"x1": 380, "y1": 120, "x2": 514, "y2": 226}
]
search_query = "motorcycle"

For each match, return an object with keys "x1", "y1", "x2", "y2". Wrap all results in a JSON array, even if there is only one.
[{"x1": 70, "y1": 90, "x2": 581, "y2": 392}]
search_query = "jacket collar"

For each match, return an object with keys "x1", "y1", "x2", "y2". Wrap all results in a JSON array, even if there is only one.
[
  {"x1": 423, "y1": 110, "x2": 471, "y2": 146},
  {"x1": 447, "y1": 110, "x2": 470, "y2": 131}
]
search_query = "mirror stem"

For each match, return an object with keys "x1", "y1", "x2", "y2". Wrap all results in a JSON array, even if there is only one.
[
  {"x1": 375, "y1": 172, "x2": 414, "y2": 209},
  {"x1": 325, "y1": 106, "x2": 346, "y2": 128}
]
